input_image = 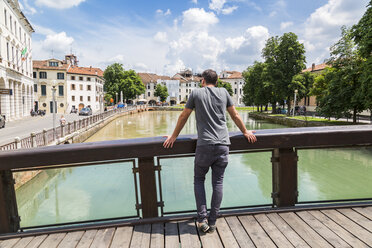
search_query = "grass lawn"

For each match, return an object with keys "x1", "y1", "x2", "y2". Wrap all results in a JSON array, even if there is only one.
[
  {"x1": 236, "y1": 107, "x2": 272, "y2": 111},
  {"x1": 287, "y1": 116, "x2": 350, "y2": 125}
]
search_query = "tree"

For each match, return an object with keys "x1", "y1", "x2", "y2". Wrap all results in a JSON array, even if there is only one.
[
  {"x1": 154, "y1": 84, "x2": 169, "y2": 102},
  {"x1": 103, "y1": 63, "x2": 145, "y2": 103},
  {"x1": 291, "y1": 71, "x2": 315, "y2": 105},
  {"x1": 216, "y1": 79, "x2": 233, "y2": 96}
]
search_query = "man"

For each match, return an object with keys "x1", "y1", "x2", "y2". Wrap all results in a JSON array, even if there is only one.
[{"x1": 163, "y1": 69, "x2": 257, "y2": 233}]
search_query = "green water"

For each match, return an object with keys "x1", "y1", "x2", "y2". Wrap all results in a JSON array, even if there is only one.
[{"x1": 16, "y1": 111, "x2": 372, "y2": 227}]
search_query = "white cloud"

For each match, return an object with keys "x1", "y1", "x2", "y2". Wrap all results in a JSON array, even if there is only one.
[
  {"x1": 302, "y1": 0, "x2": 368, "y2": 64},
  {"x1": 35, "y1": 0, "x2": 85, "y2": 9},
  {"x1": 209, "y1": 0, "x2": 226, "y2": 12},
  {"x1": 221, "y1": 6, "x2": 238, "y2": 15},
  {"x1": 191, "y1": 0, "x2": 198, "y2": 3},
  {"x1": 154, "y1": 32, "x2": 168, "y2": 43},
  {"x1": 182, "y1": 8, "x2": 218, "y2": 32},
  {"x1": 280, "y1": 21, "x2": 293, "y2": 30},
  {"x1": 33, "y1": 24, "x2": 56, "y2": 36},
  {"x1": 43, "y1": 32, "x2": 74, "y2": 53},
  {"x1": 20, "y1": 0, "x2": 37, "y2": 15},
  {"x1": 156, "y1": 9, "x2": 171, "y2": 16}
]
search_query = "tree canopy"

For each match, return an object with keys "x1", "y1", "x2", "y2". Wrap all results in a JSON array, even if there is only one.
[
  {"x1": 216, "y1": 79, "x2": 233, "y2": 96},
  {"x1": 154, "y1": 84, "x2": 169, "y2": 102}
]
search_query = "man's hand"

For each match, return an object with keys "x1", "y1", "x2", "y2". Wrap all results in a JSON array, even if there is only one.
[
  {"x1": 163, "y1": 135, "x2": 177, "y2": 148},
  {"x1": 243, "y1": 130, "x2": 257, "y2": 143}
]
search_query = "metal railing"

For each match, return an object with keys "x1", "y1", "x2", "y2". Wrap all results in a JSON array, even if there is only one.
[
  {"x1": 0, "y1": 105, "x2": 146, "y2": 151},
  {"x1": 0, "y1": 125, "x2": 371, "y2": 234}
]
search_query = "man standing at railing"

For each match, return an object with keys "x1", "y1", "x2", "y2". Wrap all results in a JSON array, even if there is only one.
[{"x1": 163, "y1": 69, "x2": 257, "y2": 233}]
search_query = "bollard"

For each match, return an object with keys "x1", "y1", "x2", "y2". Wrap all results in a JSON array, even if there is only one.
[
  {"x1": 14, "y1": 137, "x2": 21, "y2": 149},
  {"x1": 30, "y1": 132, "x2": 37, "y2": 148},
  {"x1": 43, "y1": 129, "x2": 48, "y2": 145}
]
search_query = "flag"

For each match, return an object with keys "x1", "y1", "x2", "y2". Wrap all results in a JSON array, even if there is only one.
[{"x1": 21, "y1": 47, "x2": 27, "y2": 56}]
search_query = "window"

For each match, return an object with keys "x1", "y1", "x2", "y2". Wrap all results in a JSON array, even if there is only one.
[
  {"x1": 34, "y1": 84, "x2": 37, "y2": 93},
  {"x1": 41, "y1": 85, "x2": 47, "y2": 96},
  {"x1": 42, "y1": 103, "x2": 47, "y2": 107},
  {"x1": 11, "y1": 46, "x2": 14, "y2": 62},
  {"x1": 49, "y1": 62, "x2": 58, "y2": 67},
  {"x1": 33, "y1": 72, "x2": 37, "y2": 78},
  {"x1": 87, "y1": 85, "x2": 91, "y2": 91},
  {"x1": 96, "y1": 96, "x2": 98, "y2": 101},
  {"x1": 234, "y1": 88, "x2": 237, "y2": 94},
  {"x1": 71, "y1": 84, "x2": 76, "y2": 90},
  {"x1": 235, "y1": 82, "x2": 237, "y2": 85},
  {"x1": 72, "y1": 96, "x2": 75, "y2": 101},
  {"x1": 80, "y1": 96, "x2": 83, "y2": 101},
  {"x1": 87, "y1": 77, "x2": 91, "y2": 81},
  {"x1": 6, "y1": 43, "x2": 9, "y2": 61},
  {"x1": 4, "y1": 9, "x2": 6, "y2": 27},
  {"x1": 10, "y1": 16, "x2": 12, "y2": 32},
  {"x1": 71, "y1": 76, "x2": 75, "y2": 80},
  {"x1": 58, "y1": 85, "x2": 64, "y2": 96},
  {"x1": 79, "y1": 76, "x2": 83, "y2": 81},
  {"x1": 60, "y1": 103, "x2": 64, "y2": 108},
  {"x1": 79, "y1": 85, "x2": 83, "y2": 90},
  {"x1": 240, "y1": 89, "x2": 242, "y2": 95},
  {"x1": 14, "y1": 21, "x2": 16, "y2": 35},
  {"x1": 57, "y1": 73, "x2": 64, "y2": 79},
  {"x1": 147, "y1": 85, "x2": 150, "y2": 89},
  {"x1": 88, "y1": 96, "x2": 91, "y2": 102},
  {"x1": 19, "y1": 27, "x2": 21, "y2": 40},
  {"x1": 39, "y1": 72, "x2": 47, "y2": 79},
  {"x1": 148, "y1": 92, "x2": 150, "y2": 97}
]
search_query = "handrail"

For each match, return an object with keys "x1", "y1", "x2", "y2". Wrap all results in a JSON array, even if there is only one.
[
  {"x1": 0, "y1": 125, "x2": 371, "y2": 170},
  {"x1": 0, "y1": 124, "x2": 371, "y2": 234}
]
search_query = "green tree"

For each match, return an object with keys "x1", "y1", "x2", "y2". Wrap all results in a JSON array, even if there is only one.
[
  {"x1": 216, "y1": 79, "x2": 233, "y2": 96},
  {"x1": 103, "y1": 63, "x2": 145, "y2": 103},
  {"x1": 154, "y1": 84, "x2": 169, "y2": 102},
  {"x1": 291, "y1": 71, "x2": 315, "y2": 105}
]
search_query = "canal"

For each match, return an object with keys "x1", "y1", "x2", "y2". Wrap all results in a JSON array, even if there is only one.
[{"x1": 15, "y1": 111, "x2": 372, "y2": 227}]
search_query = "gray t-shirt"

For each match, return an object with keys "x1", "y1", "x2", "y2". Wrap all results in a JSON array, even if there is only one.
[{"x1": 185, "y1": 86, "x2": 234, "y2": 146}]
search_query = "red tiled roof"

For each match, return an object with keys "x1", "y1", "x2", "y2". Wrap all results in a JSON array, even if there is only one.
[
  {"x1": 220, "y1": 71, "x2": 242, "y2": 79},
  {"x1": 33, "y1": 60, "x2": 69, "y2": 70},
  {"x1": 302, "y1": 63, "x2": 329, "y2": 72},
  {"x1": 138, "y1": 73, "x2": 172, "y2": 84},
  {"x1": 68, "y1": 66, "x2": 104, "y2": 77}
]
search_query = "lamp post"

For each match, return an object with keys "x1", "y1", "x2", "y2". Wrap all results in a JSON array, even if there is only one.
[
  {"x1": 293, "y1": 89, "x2": 298, "y2": 117},
  {"x1": 51, "y1": 80, "x2": 57, "y2": 139},
  {"x1": 115, "y1": 92, "x2": 118, "y2": 105}
]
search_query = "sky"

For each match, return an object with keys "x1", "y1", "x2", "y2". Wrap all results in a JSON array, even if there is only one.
[{"x1": 19, "y1": 0, "x2": 369, "y2": 75}]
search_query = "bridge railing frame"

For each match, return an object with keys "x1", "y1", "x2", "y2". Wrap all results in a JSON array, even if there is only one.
[{"x1": 0, "y1": 124, "x2": 371, "y2": 234}]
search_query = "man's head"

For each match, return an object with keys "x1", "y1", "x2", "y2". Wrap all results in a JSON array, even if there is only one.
[{"x1": 202, "y1": 69, "x2": 218, "y2": 86}]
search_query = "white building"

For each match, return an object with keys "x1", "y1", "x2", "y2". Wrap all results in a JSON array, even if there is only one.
[
  {"x1": 0, "y1": 0, "x2": 34, "y2": 121},
  {"x1": 220, "y1": 71, "x2": 245, "y2": 106}
]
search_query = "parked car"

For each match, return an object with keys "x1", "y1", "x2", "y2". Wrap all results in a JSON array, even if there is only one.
[
  {"x1": 0, "y1": 115, "x2": 5, "y2": 129},
  {"x1": 79, "y1": 108, "x2": 92, "y2": 116},
  {"x1": 70, "y1": 108, "x2": 78, "y2": 114},
  {"x1": 37, "y1": 110, "x2": 46, "y2": 116},
  {"x1": 117, "y1": 103, "x2": 125, "y2": 108}
]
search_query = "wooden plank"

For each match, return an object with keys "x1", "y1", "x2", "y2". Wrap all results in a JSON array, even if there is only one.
[
  {"x1": 322, "y1": 209, "x2": 372, "y2": 246},
  {"x1": 164, "y1": 222, "x2": 179, "y2": 248},
  {"x1": 0, "y1": 238, "x2": 20, "y2": 248},
  {"x1": 199, "y1": 229, "x2": 223, "y2": 248},
  {"x1": 12, "y1": 237, "x2": 34, "y2": 248},
  {"x1": 38, "y1": 233, "x2": 66, "y2": 248},
  {"x1": 309, "y1": 210, "x2": 368, "y2": 248},
  {"x1": 238, "y1": 215, "x2": 276, "y2": 248},
  {"x1": 296, "y1": 211, "x2": 351, "y2": 248},
  {"x1": 57, "y1": 231, "x2": 84, "y2": 248},
  {"x1": 225, "y1": 216, "x2": 255, "y2": 248},
  {"x1": 76, "y1": 230, "x2": 98, "y2": 248},
  {"x1": 338, "y1": 208, "x2": 372, "y2": 232},
  {"x1": 279, "y1": 212, "x2": 332, "y2": 248},
  {"x1": 353, "y1": 207, "x2": 372, "y2": 220},
  {"x1": 90, "y1": 228, "x2": 115, "y2": 248},
  {"x1": 24, "y1": 235, "x2": 47, "y2": 248},
  {"x1": 215, "y1": 218, "x2": 239, "y2": 248},
  {"x1": 254, "y1": 214, "x2": 294, "y2": 248},
  {"x1": 110, "y1": 226, "x2": 133, "y2": 248},
  {"x1": 150, "y1": 223, "x2": 164, "y2": 248},
  {"x1": 130, "y1": 224, "x2": 151, "y2": 248},
  {"x1": 178, "y1": 220, "x2": 200, "y2": 248},
  {"x1": 267, "y1": 213, "x2": 309, "y2": 248}
]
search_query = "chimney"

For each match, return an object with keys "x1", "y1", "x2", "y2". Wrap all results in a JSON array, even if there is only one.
[
  {"x1": 312, "y1": 63, "x2": 315, "y2": 71},
  {"x1": 90, "y1": 66, "x2": 92, "y2": 71}
]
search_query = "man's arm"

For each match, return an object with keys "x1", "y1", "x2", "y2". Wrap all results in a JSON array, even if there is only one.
[
  {"x1": 163, "y1": 108, "x2": 193, "y2": 148},
  {"x1": 227, "y1": 106, "x2": 257, "y2": 143}
]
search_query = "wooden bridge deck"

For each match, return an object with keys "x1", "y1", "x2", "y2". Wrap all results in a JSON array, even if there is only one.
[{"x1": 1, "y1": 206, "x2": 372, "y2": 248}]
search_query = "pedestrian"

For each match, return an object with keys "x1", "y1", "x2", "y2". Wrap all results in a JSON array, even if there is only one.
[
  {"x1": 163, "y1": 69, "x2": 257, "y2": 233},
  {"x1": 59, "y1": 115, "x2": 66, "y2": 127}
]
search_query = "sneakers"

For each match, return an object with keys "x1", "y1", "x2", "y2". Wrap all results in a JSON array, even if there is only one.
[
  {"x1": 208, "y1": 224, "x2": 216, "y2": 233},
  {"x1": 197, "y1": 221, "x2": 210, "y2": 233}
]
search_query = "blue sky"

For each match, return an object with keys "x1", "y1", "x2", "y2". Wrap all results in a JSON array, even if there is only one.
[{"x1": 20, "y1": 0, "x2": 369, "y2": 75}]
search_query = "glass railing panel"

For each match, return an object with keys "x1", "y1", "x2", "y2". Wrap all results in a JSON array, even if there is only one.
[
  {"x1": 298, "y1": 146, "x2": 372, "y2": 203},
  {"x1": 14, "y1": 160, "x2": 137, "y2": 228},
  {"x1": 159, "y1": 151, "x2": 272, "y2": 214}
]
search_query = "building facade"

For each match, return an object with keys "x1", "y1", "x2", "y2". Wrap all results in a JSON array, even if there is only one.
[
  {"x1": 220, "y1": 71, "x2": 245, "y2": 106},
  {"x1": 0, "y1": 0, "x2": 34, "y2": 121},
  {"x1": 33, "y1": 55, "x2": 104, "y2": 114}
]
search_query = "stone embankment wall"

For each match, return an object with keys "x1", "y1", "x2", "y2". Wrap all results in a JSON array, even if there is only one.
[{"x1": 248, "y1": 112, "x2": 330, "y2": 127}]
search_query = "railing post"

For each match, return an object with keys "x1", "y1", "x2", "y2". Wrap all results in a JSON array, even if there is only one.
[
  {"x1": 271, "y1": 148, "x2": 298, "y2": 207},
  {"x1": 74, "y1": 120, "x2": 77, "y2": 132},
  {"x1": 0, "y1": 170, "x2": 20, "y2": 234},
  {"x1": 61, "y1": 125, "x2": 65, "y2": 137},
  {"x1": 14, "y1": 137, "x2": 21, "y2": 149},
  {"x1": 68, "y1": 122, "x2": 71, "y2": 134},
  {"x1": 43, "y1": 129, "x2": 48, "y2": 145},
  {"x1": 30, "y1": 132, "x2": 36, "y2": 148},
  {"x1": 138, "y1": 157, "x2": 159, "y2": 218}
]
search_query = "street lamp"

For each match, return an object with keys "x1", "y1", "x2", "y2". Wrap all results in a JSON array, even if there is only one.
[
  {"x1": 115, "y1": 92, "x2": 118, "y2": 105},
  {"x1": 293, "y1": 89, "x2": 298, "y2": 117},
  {"x1": 51, "y1": 80, "x2": 57, "y2": 138}
]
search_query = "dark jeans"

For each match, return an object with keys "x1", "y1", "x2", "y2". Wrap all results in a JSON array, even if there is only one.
[{"x1": 194, "y1": 144, "x2": 229, "y2": 225}]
